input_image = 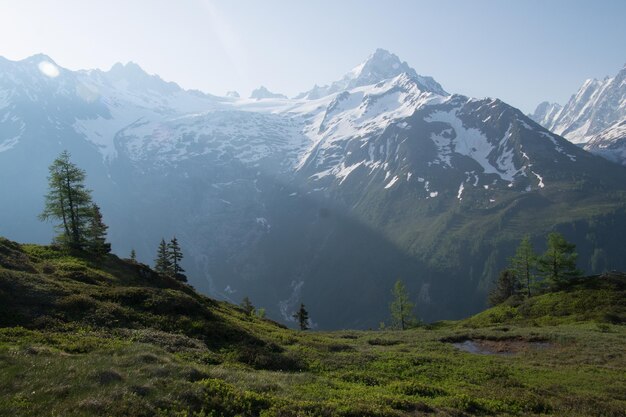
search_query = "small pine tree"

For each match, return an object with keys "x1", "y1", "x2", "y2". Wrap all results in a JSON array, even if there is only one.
[
  {"x1": 390, "y1": 279, "x2": 417, "y2": 330},
  {"x1": 168, "y1": 237, "x2": 187, "y2": 282},
  {"x1": 130, "y1": 249, "x2": 137, "y2": 262},
  {"x1": 155, "y1": 238, "x2": 172, "y2": 275},
  {"x1": 241, "y1": 296, "x2": 255, "y2": 316},
  {"x1": 256, "y1": 307, "x2": 266, "y2": 319},
  {"x1": 510, "y1": 235, "x2": 536, "y2": 297},
  {"x1": 537, "y1": 232, "x2": 582, "y2": 290},
  {"x1": 85, "y1": 204, "x2": 111, "y2": 257},
  {"x1": 293, "y1": 303, "x2": 309, "y2": 330},
  {"x1": 488, "y1": 269, "x2": 520, "y2": 306}
]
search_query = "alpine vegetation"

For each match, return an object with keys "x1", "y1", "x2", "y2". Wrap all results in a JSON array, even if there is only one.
[
  {"x1": 4, "y1": 49, "x2": 626, "y2": 328},
  {"x1": 154, "y1": 237, "x2": 187, "y2": 282},
  {"x1": 39, "y1": 151, "x2": 111, "y2": 256},
  {"x1": 0, "y1": 3, "x2": 625, "y2": 416}
]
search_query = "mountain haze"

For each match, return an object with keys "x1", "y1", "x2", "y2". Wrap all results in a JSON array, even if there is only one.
[
  {"x1": 2, "y1": 50, "x2": 626, "y2": 328},
  {"x1": 530, "y1": 63, "x2": 626, "y2": 164}
]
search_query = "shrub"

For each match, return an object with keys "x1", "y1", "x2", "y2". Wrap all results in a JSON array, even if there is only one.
[
  {"x1": 367, "y1": 338, "x2": 401, "y2": 346},
  {"x1": 96, "y1": 369, "x2": 124, "y2": 385},
  {"x1": 196, "y1": 378, "x2": 272, "y2": 416},
  {"x1": 57, "y1": 293, "x2": 98, "y2": 314},
  {"x1": 389, "y1": 381, "x2": 446, "y2": 397}
]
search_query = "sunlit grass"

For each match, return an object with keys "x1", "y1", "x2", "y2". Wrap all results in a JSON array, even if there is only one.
[{"x1": 0, "y1": 237, "x2": 624, "y2": 416}]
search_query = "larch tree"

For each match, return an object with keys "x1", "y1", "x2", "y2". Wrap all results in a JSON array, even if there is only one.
[
  {"x1": 241, "y1": 296, "x2": 255, "y2": 316},
  {"x1": 537, "y1": 232, "x2": 581, "y2": 289},
  {"x1": 510, "y1": 235, "x2": 536, "y2": 297},
  {"x1": 168, "y1": 236, "x2": 186, "y2": 282},
  {"x1": 39, "y1": 151, "x2": 95, "y2": 250},
  {"x1": 155, "y1": 238, "x2": 172, "y2": 275},
  {"x1": 488, "y1": 269, "x2": 520, "y2": 306},
  {"x1": 85, "y1": 203, "x2": 111, "y2": 257},
  {"x1": 293, "y1": 303, "x2": 310, "y2": 330},
  {"x1": 390, "y1": 279, "x2": 417, "y2": 330}
]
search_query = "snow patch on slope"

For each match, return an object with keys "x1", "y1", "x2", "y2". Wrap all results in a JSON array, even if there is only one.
[
  {"x1": 426, "y1": 109, "x2": 521, "y2": 181},
  {"x1": 0, "y1": 119, "x2": 25, "y2": 153},
  {"x1": 538, "y1": 131, "x2": 577, "y2": 161},
  {"x1": 385, "y1": 175, "x2": 399, "y2": 189},
  {"x1": 532, "y1": 171, "x2": 545, "y2": 188}
]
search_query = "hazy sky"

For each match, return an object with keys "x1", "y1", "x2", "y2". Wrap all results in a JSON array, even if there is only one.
[{"x1": 0, "y1": 0, "x2": 624, "y2": 112}]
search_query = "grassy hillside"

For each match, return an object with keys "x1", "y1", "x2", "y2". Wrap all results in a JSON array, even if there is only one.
[
  {"x1": 461, "y1": 273, "x2": 626, "y2": 328},
  {"x1": 0, "y1": 238, "x2": 625, "y2": 416}
]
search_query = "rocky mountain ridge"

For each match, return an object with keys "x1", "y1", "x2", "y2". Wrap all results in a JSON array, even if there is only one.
[{"x1": 2, "y1": 50, "x2": 626, "y2": 328}]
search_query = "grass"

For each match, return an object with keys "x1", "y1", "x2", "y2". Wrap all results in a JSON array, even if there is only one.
[
  {"x1": 0, "y1": 237, "x2": 625, "y2": 416},
  {"x1": 463, "y1": 274, "x2": 626, "y2": 328}
]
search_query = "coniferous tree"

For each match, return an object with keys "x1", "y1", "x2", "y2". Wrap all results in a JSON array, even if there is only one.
[
  {"x1": 488, "y1": 269, "x2": 520, "y2": 306},
  {"x1": 155, "y1": 238, "x2": 172, "y2": 275},
  {"x1": 293, "y1": 303, "x2": 309, "y2": 330},
  {"x1": 537, "y1": 232, "x2": 581, "y2": 290},
  {"x1": 130, "y1": 249, "x2": 137, "y2": 262},
  {"x1": 85, "y1": 204, "x2": 110, "y2": 257},
  {"x1": 390, "y1": 279, "x2": 417, "y2": 330},
  {"x1": 167, "y1": 236, "x2": 186, "y2": 282},
  {"x1": 39, "y1": 151, "x2": 94, "y2": 249},
  {"x1": 510, "y1": 235, "x2": 536, "y2": 297},
  {"x1": 241, "y1": 296, "x2": 255, "y2": 316}
]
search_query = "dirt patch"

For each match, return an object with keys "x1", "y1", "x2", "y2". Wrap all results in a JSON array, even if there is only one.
[{"x1": 452, "y1": 339, "x2": 551, "y2": 355}]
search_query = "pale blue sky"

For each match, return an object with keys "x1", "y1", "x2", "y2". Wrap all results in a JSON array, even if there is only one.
[{"x1": 0, "y1": 0, "x2": 624, "y2": 112}]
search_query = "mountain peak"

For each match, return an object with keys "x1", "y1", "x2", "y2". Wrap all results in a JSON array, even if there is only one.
[
  {"x1": 348, "y1": 48, "x2": 417, "y2": 82},
  {"x1": 108, "y1": 61, "x2": 149, "y2": 77},
  {"x1": 16, "y1": 54, "x2": 63, "y2": 79},
  {"x1": 528, "y1": 101, "x2": 563, "y2": 126},
  {"x1": 22, "y1": 53, "x2": 57, "y2": 65},
  {"x1": 531, "y1": 62, "x2": 626, "y2": 146},
  {"x1": 296, "y1": 49, "x2": 447, "y2": 99},
  {"x1": 103, "y1": 61, "x2": 181, "y2": 95},
  {"x1": 250, "y1": 86, "x2": 287, "y2": 100}
]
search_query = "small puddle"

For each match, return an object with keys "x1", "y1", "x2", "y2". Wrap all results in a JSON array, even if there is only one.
[{"x1": 452, "y1": 339, "x2": 551, "y2": 356}]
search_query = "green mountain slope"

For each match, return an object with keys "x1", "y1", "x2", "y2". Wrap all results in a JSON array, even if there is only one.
[
  {"x1": 1, "y1": 238, "x2": 625, "y2": 417},
  {"x1": 0, "y1": 237, "x2": 300, "y2": 371},
  {"x1": 461, "y1": 272, "x2": 626, "y2": 328}
]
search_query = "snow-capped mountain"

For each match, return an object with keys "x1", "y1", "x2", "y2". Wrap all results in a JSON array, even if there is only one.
[
  {"x1": 530, "y1": 64, "x2": 626, "y2": 152},
  {"x1": 295, "y1": 48, "x2": 447, "y2": 100},
  {"x1": 2, "y1": 50, "x2": 626, "y2": 328},
  {"x1": 0, "y1": 54, "x2": 229, "y2": 160},
  {"x1": 250, "y1": 86, "x2": 287, "y2": 100},
  {"x1": 528, "y1": 101, "x2": 563, "y2": 129},
  {"x1": 584, "y1": 119, "x2": 626, "y2": 164}
]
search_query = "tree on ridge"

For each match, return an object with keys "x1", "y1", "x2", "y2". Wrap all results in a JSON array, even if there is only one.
[
  {"x1": 390, "y1": 279, "x2": 418, "y2": 330},
  {"x1": 293, "y1": 303, "x2": 310, "y2": 330}
]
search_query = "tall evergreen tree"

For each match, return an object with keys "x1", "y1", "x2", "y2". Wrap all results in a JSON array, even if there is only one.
[
  {"x1": 293, "y1": 303, "x2": 310, "y2": 330},
  {"x1": 241, "y1": 296, "x2": 255, "y2": 316},
  {"x1": 85, "y1": 204, "x2": 110, "y2": 257},
  {"x1": 155, "y1": 238, "x2": 172, "y2": 275},
  {"x1": 488, "y1": 269, "x2": 520, "y2": 306},
  {"x1": 168, "y1": 236, "x2": 186, "y2": 282},
  {"x1": 39, "y1": 151, "x2": 93, "y2": 249},
  {"x1": 537, "y1": 232, "x2": 581, "y2": 289},
  {"x1": 130, "y1": 249, "x2": 137, "y2": 262},
  {"x1": 510, "y1": 235, "x2": 536, "y2": 297},
  {"x1": 390, "y1": 279, "x2": 417, "y2": 330}
]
